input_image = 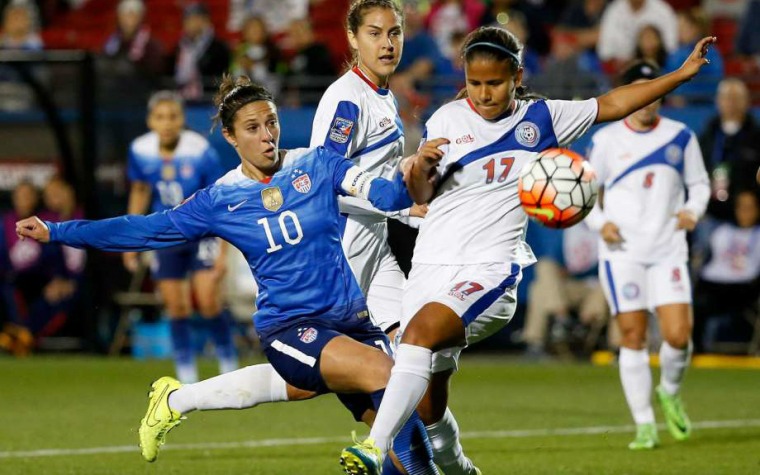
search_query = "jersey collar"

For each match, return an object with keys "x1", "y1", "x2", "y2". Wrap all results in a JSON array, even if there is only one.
[
  {"x1": 352, "y1": 66, "x2": 390, "y2": 96},
  {"x1": 623, "y1": 116, "x2": 661, "y2": 133}
]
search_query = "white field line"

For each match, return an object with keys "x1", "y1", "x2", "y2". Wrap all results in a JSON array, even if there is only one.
[{"x1": 1, "y1": 418, "x2": 759, "y2": 459}]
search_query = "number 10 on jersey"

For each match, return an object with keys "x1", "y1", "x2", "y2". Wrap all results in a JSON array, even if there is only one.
[{"x1": 257, "y1": 211, "x2": 304, "y2": 253}]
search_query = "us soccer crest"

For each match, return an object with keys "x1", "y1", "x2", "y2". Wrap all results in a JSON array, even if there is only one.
[
  {"x1": 261, "y1": 186, "x2": 283, "y2": 212},
  {"x1": 329, "y1": 117, "x2": 354, "y2": 144},
  {"x1": 298, "y1": 327, "x2": 318, "y2": 344},
  {"x1": 291, "y1": 171, "x2": 311, "y2": 194}
]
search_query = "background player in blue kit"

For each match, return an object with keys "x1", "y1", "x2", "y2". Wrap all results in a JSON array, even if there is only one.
[
  {"x1": 16, "y1": 76, "x2": 445, "y2": 475},
  {"x1": 125, "y1": 90, "x2": 237, "y2": 383}
]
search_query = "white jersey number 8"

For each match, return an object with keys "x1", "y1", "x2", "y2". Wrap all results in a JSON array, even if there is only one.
[{"x1": 257, "y1": 211, "x2": 304, "y2": 253}]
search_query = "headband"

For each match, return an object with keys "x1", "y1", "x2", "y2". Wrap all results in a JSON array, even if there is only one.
[
  {"x1": 219, "y1": 85, "x2": 246, "y2": 113},
  {"x1": 465, "y1": 42, "x2": 521, "y2": 65}
]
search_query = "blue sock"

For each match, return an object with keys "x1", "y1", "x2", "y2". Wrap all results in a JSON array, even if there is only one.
[
  {"x1": 370, "y1": 389, "x2": 438, "y2": 475},
  {"x1": 169, "y1": 318, "x2": 197, "y2": 383},
  {"x1": 206, "y1": 311, "x2": 238, "y2": 373}
]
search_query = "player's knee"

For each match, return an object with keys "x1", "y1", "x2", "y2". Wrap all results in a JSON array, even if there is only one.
[
  {"x1": 663, "y1": 332, "x2": 690, "y2": 350},
  {"x1": 619, "y1": 327, "x2": 646, "y2": 350},
  {"x1": 197, "y1": 301, "x2": 221, "y2": 318},
  {"x1": 165, "y1": 304, "x2": 191, "y2": 318}
]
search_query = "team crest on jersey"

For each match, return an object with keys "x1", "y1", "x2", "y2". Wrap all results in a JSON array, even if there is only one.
[
  {"x1": 180, "y1": 164, "x2": 194, "y2": 179},
  {"x1": 261, "y1": 186, "x2": 283, "y2": 212},
  {"x1": 291, "y1": 169, "x2": 312, "y2": 193},
  {"x1": 298, "y1": 327, "x2": 318, "y2": 344},
  {"x1": 329, "y1": 117, "x2": 354, "y2": 144},
  {"x1": 665, "y1": 144, "x2": 683, "y2": 165},
  {"x1": 161, "y1": 164, "x2": 176, "y2": 181},
  {"x1": 515, "y1": 122, "x2": 540, "y2": 147},
  {"x1": 622, "y1": 283, "x2": 640, "y2": 299}
]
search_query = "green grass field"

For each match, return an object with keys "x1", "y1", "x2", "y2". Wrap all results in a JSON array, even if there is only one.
[{"x1": 1, "y1": 355, "x2": 759, "y2": 474}]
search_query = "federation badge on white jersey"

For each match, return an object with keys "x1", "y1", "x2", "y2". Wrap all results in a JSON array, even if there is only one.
[
  {"x1": 515, "y1": 121, "x2": 541, "y2": 148},
  {"x1": 329, "y1": 117, "x2": 354, "y2": 144}
]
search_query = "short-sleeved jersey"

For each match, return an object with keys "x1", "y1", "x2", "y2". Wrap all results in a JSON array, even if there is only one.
[
  {"x1": 588, "y1": 117, "x2": 710, "y2": 264},
  {"x1": 413, "y1": 98, "x2": 598, "y2": 265},
  {"x1": 128, "y1": 130, "x2": 224, "y2": 213},
  {"x1": 700, "y1": 224, "x2": 760, "y2": 284},
  {"x1": 310, "y1": 67, "x2": 404, "y2": 219}
]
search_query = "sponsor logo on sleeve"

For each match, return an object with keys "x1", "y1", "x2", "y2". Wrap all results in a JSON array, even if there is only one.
[{"x1": 329, "y1": 117, "x2": 354, "y2": 144}]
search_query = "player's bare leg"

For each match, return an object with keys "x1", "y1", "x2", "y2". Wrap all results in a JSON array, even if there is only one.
[
  {"x1": 655, "y1": 303, "x2": 693, "y2": 441},
  {"x1": 618, "y1": 310, "x2": 659, "y2": 449}
]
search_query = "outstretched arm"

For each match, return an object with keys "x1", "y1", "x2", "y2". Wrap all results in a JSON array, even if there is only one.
[
  {"x1": 596, "y1": 37, "x2": 717, "y2": 124},
  {"x1": 16, "y1": 212, "x2": 190, "y2": 252}
]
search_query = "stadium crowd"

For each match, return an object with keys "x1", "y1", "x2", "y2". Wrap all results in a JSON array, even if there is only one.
[{"x1": 0, "y1": 0, "x2": 758, "y2": 358}]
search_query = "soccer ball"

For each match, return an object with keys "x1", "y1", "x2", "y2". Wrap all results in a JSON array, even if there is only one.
[{"x1": 518, "y1": 148, "x2": 598, "y2": 229}]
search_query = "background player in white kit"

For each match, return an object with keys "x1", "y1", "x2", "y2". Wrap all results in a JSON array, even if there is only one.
[
  {"x1": 342, "y1": 26, "x2": 717, "y2": 474},
  {"x1": 585, "y1": 61, "x2": 710, "y2": 450}
]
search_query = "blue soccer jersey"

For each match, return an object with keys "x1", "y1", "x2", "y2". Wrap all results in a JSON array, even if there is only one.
[
  {"x1": 128, "y1": 130, "x2": 224, "y2": 213},
  {"x1": 47, "y1": 147, "x2": 412, "y2": 336}
]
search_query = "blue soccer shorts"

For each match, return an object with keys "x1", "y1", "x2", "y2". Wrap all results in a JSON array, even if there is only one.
[{"x1": 150, "y1": 237, "x2": 219, "y2": 280}]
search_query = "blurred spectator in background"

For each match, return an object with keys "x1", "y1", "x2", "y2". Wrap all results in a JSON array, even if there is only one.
[
  {"x1": 230, "y1": 15, "x2": 281, "y2": 97},
  {"x1": 0, "y1": 181, "x2": 80, "y2": 356},
  {"x1": 665, "y1": 9, "x2": 724, "y2": 106},
  {"x1": 282, "y1": 18, "x2": 334, "y2": 106},
  {"x1": 425, "y1": 0, "x2": 484, "y2": 59},
  {"x1": 228, "y1": 0, "x2": 308, "y2": 44},
  {"x1": 693, "y1": 190, "x2": 760, "y2": 353},
  {"x1": 102, "y1": 0, "x2": 165, "y2": 81},
  {"x1": 481, "y1": 0, "x2": 552, "y2": 56},
  {"x1": 699, "y1": 78, "x2": 760, "y2": 221},
  {"x1": 556, "y1": 0, "x2": 607, "y2": 52},
  {"x1": 0, "y1": 1, "x2": 43, "y2": 111},
  {"x1": 0, "y1": 0, "x2": 41, "y2": 50},
  {"x1": 501, "y1": 10, "x2": 540, "y2": 79},
  {"x1": 391, "y1": 0, "x2": 443, "y2": 125},
  {"x1": 523, "y1": 222, "x2": 613, "y2": 360},
  {"x1": 172, "y1": 2, "x2": 230, "y2": 100},
  {"x1": 43, "y1": 176, "x2": 86, "y2": 288},
  {"x1": 703, "y1": 0, "x2": 748, "y2": 20},
  {"x1": 597, "y1": 0, "x2": 677, "y2": 67},
  {"x1": 735, "y1": 0, "x2": 760, "y2": 56},
  {"x1": 633, "y1": 25, "x2": 667, "y2": 68},
  {"x1": 531, "y1": 31, "x2": 605, "y2": 100}
]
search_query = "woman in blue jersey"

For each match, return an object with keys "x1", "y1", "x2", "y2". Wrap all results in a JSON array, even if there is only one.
[
  {"x1": 343, "y1": 26, "x2": 717, "y2": 474},
  {"x1": 16, "y1": 76, "x2": 444, "y2": 475},
  {"x1": 125, "y1": 90, "x2": 236, "y2": 384}
]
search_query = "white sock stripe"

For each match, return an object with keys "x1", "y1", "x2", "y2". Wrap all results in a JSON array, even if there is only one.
[{"x1": 271, "y1": 340, "x2": 317, "y2": 367}]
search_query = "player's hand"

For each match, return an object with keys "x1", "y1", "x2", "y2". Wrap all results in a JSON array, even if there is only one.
[
  {"x1": 412, "y1": 138, "x2": 449, "y2": 174},
  {"x1": 122, "y1": 252, "x2": 140, "y2": 273},
  {"x1": 409, "y1": 203, "x2": 429, "y2": 218},
  {"x1": 675, "y1": 209, "x2": 698, "y2": 231},
  {"x1": 678, "y1": 36, "x2": 716, "y2": 80},
  {"x1": 15, "y1": 216, "x2": 50, "y2": 243},
  {"x1": 600, "y1": 222, "x2": 623, "y2": 244}
]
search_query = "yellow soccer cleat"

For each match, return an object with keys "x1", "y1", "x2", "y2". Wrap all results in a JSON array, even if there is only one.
[
  {"x1": 340, "y1": 432, "x2": 383, "y2": 475},
  {"x1": 138, "y1": 376, "x2": 183, "y2": 462}
]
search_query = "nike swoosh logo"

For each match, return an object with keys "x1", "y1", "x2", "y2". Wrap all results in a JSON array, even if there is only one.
[
  {"x1": 525, "y1": 207, "x2": 555, "y2": 219},
  {"x1": 227, "y1": 200, "x2": 248, "y2": 212},
  {"x1": 146, "y1": 385, "x2": 170, "y2": 427}
]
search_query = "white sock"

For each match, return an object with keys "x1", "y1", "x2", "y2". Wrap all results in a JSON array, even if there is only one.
[
  {"x1": 369, "y1": 343, "x2": 432, "y2": 454},
  {"x1": 426, "y1": 408, "x2": 477, "y2": 475},
  {"x1": 168, "y1": 364, "x2": 288, "y2": 414},
  {"x1": 659, "y1": 341, "x2": 691, "y2": 396},
  {"x1": 176, "y1": 363, "x2": 198, "y2": 385},
  {"x1": 619, "y1": 347, "x2": 655, "y2": 425}
]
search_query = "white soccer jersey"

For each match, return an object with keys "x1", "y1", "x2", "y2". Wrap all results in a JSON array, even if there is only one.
[
  {"x1": 413, "y1": 98, "x2": 599, "y2": 266},
  {"x1": 311, "y1": 66, "x2": 406, "y2": 221},
  {"x1": 587, "y1": 117, "x2": 710, "y2": 264}
]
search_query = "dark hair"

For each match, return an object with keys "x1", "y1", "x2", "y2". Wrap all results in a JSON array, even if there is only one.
[
  {"x1": 212, "y1": 74, "x2": 275, "y2": 132},
  {"x1": 457, "y1": 26, "x2": 541, "y2": 101},
  {"x1": 634, "y1": 25, "x2": 667, "y2": 69},
  {"x1": 620, "y1": 60, "x2": 661, "y2": 86},
  {"x1": 345, "y1": 0, "x2": 403, "y2": 69}
]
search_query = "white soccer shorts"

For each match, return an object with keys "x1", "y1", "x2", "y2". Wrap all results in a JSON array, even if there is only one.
[
  {"x1": 399, "y1": 262, "x2": 522, "y2": 373},
  {"x1": 599, "y1": 259, "x2": 692, "y2": 315}
]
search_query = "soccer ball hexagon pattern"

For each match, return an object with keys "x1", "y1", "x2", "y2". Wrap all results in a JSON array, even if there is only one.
[{"x1": 517, "y1": 148, "x2": 598, "y2": 229}]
